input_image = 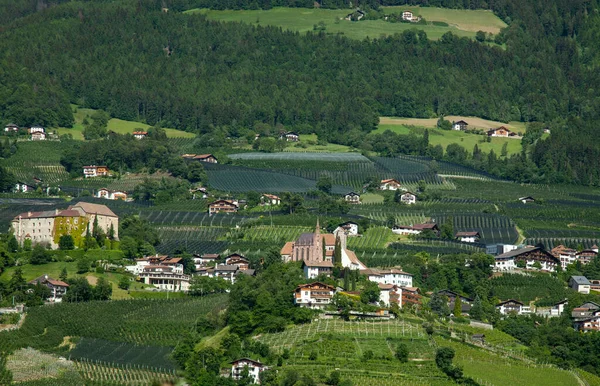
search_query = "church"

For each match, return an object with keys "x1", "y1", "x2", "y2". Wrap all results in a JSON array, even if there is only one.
[{"x1": 280, "y1": 220, "x2": 366, "y2": 270}]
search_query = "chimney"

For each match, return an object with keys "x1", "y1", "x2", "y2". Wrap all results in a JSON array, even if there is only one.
[
  {"x1": 55, "y1": 209, "x2": 59, "y2": 215},
  {"x1": 27, "y1": 211, "x2": 32, "y2": 217}
]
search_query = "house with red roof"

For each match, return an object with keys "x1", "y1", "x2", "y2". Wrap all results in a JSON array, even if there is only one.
[{"x1": 29, "y1": 275, "x2": 69, "y2": 302}]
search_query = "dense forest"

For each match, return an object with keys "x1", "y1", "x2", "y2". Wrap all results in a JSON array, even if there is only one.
[{"x1": 1, "y1": 0, "x2": 600, "y2": 184}]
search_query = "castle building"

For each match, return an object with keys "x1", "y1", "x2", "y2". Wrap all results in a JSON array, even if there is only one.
[{"x1": 11, "y1": 202, "x2": 119, "y2": 249}]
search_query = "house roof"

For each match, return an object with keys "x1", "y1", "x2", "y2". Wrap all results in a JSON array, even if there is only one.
[
  {"x1": 401, "y1": 192, "x2": 415, "y2": 196},
  {"x1": 215, "y1": 264, "x2": 238, "y2": 272},
  {"x1": 518, "y1": 196, "x2": 535, "y2": 201},
  {"x1": 345, "y1": 192, "x2": 360, "y2": 197},
  {"x1": 237, "y1": 269, "x2": 256, "y2": 276},
  {"x1": 280, "y1": 242, "x2": 294, "y2": 255},
  {"x1": 378, "y1": 283, "x2": 398, "y2": 290},
  {"x1": 455, "y1": 231, "x2": 480, "y2": 237},
  {"x1": 570, "y1": 276, "x2": 591, "y2": 285},
  {"x1": 412, "y1": 223, "x2": 439, "y2": 230},
  {"x1": 437, "y1": 289, "x2": 474, "y2": 302},
  {"x1": 132, "y1": 131, "x2": 148, "y2": 135},
  {"x1": 302, "y1": 260, "x2": 333, "y2": 268},
  {"x1": 230, "y1": 358, "x2": 264, "y2": 366},
  {"x1": 296, "y1": 282, "x2": 335, "y2": 291},
  {"x1": 322, "y1": 234, "x2": 336, "y2": 246},
  {"x1": 297, "y1": 233, "x2": 315, "y2": 246},
  {"x1": 262, "y1": 194, "x2": 280, "y2": 200},
  {"x1": 339, "y1": 221, "x2": 358, "y2": 226},
  {"x1": 71, "y1": 202, "x2": 118, "y2": 217},
  {"x1": 344, "y1": 249, "x2": 365, "y2": 268},
  {"x1": 209, "y1": 199, "x2": 238, "y2": 207},
  {"x1": 454, "y1": 120, "x2": 468, "y2": 125},
  {"x1": 495, "y1": 246, "x2": 546, "y2": 260},
  {"x1": 29, "y1": 275, "x2": 69, "y2": 287},
  {"x1": 200, "y1": 254, "x2": 220, "y2": 259},
  {"x1": 83, "y1": 165, "x2": 108, "y2": 169},
  {"x1": 381, "y1": 179, "x2": 401, "y2": 184},
  {"x1": 496, "y1": 299, "x2": 524, "y2": 306},
  {"x1": 194, "y1": 154, "x2": 216, "y2": 160}
]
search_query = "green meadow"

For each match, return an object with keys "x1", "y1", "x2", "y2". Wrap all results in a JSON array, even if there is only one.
[
  {"x1": 57, "y1": 106, "x2": 195, "y2": 140},
  {"x1": 188, "y1": 7, "x2": 506, "y2": 41}
]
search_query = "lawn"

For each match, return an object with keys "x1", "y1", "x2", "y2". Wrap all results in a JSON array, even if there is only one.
[
  {"x1": 383, "y1": 6, "x2": 507, "y2": 34},
  {"x1": 375, "y1": 117, "x2": 527, "y2": 156},
  {"x1": 190, "y1": 7, "x2": 486, "y2": 41},
  {"x1": 56, "y1": 105, "x2": 195, "y2": 140},
  {"x1": 284, "y1": 134, "x2": 354, "y2": 153}
]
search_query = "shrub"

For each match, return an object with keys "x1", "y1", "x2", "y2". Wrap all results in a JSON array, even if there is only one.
[{"x1": 395, "y1": 343, "x2": 409, "y2": 362}]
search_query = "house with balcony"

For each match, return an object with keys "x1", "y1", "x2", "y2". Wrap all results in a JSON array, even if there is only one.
[{"x1": 294, "y1": 282, "x2": 335, "y2": 309}]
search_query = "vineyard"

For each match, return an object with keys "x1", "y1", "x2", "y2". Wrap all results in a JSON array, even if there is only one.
[
  {"x1": 2, "y1": 141, "x2": 72, "y2": 185},
  {"x1": 155, "y1": 226, "x2": 231, "y2": 254},
  {"x1": 489, "y1": 273, "x2": 569, "y2": 304},
  {"x1": 228, "y1": 152, "x2": 370, "y2": 162}
]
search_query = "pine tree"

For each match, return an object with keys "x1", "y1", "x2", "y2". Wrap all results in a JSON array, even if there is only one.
[
  {"x1": 59, "y1": 267, "x2": 68, "y2": 281},
  {"x1": 453, "y1": 296, "x2": 462, "y2": 317},
  {"x1": 343, "y1": 267, "x2": 349, "y2": 290},
  {"x1": 333, "y1": 236, "x2": 342, "y2": 266}
]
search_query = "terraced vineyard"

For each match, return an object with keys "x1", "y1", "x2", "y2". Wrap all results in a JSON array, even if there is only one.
[
  {"x1": 69, "y1": 339, "x2": 175, "y2": 370},
  {"x1": 2, "y1": 141, "x2": 72, "y2": 184},
  {"x1": 74, "y1": 361, "x2": 176, "y2": 385},
  {"x1": 228, "y1": 152, "x2": 370, "y2": 162}
]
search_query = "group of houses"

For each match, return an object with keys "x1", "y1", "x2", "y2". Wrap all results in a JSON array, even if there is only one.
[
  {"x1": 194, "y1": 253, "x2": 255, "y2": 284},
  {"x1": 450, "y1": 120, "x2": 523, "y2": 139},
  {"x1": 551, "y1": 244, "x2": 599, "y2": 270},
  {"x1": 207, "y1": 194, "x2": 281, "y2": 214},
  {"x1": 343, "y1": 179, "x2": 416, "y2": 205},
  {"x1": 10, "y1": 202, "x2": 118, "y2": 249},
  {"x1": 3, "y1": 123, "x2": 50, "y2": 140}
]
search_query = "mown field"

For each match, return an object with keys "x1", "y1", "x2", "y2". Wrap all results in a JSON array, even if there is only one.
[
  {"x1": 56, "y1": 106, "x2": 195, "y2": 140},
  {"x1": 189, "y1": 7, "x2": 503, "y2": 41}
]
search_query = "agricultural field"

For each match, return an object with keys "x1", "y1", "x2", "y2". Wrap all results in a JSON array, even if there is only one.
[
  {"x1": 56, "y1": 106, "x2": 195, "y2": 140},
  {"x1": 190, "y1": 7, "x2": 500, "y2": 41},
  {"x1": 376, "y1": 118, "x2": 525, "y2": 156},
  {"x1": 1, "y1": 141, "x2": 71, "y2": 185}
]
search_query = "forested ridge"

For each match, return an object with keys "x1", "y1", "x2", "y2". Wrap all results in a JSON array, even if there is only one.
[{"x1": 1, "y1": 0, "x2": 600, "y2": 183}]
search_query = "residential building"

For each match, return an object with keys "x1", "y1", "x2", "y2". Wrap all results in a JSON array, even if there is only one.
[
  {"x1": 344, "y1": 192, "x2": 361, "y2": 204},
  {"x1": 569, "y1": 276, "x2": 591, "y2": 294},
  {"x1": 334, "y1": 221, "x2": 359, "y2": 237},
  {"x1": 132, "y1": 131, "x2": 148, "y2": 139},
  {"x1": 518, "y1": 196, "x2": 535, "y2": 204},
  {"x1": 486, "y1": 244, "x2": 518, "y2": 256},
  {"x1": 83, "y1": 165, "x2": 110, "y2": 178},
  {"x1": 494, "y1": 246, "x2": 559, "y2": 272},
  {"x1": 193, "y1": 253, "x2": 220, "y2": 269},
  {"x1": 487, "y1": 126, "x2": 515, "y2": 137},
  {"x1": 577, "y1": 248, "x2": 598, "y2": 265},
  {"x1": 193, "y1": 154, "x2": 218, "y2": 163},
  {"x1": 452, "y1": 120, "x2": 468, "y2": 131},
  {"x1": 14, "y1": 181, "x2": 36, "y2": 193},
  {"x1": 230, "y1": 358, "x2": 268, "y2": 384},
  {"x1": 378, "y1": 284, "x2": 402, "y2": 307},
  {"x1": 225, "y1": 254, "x2": 249, "y2": 270},
  {"x1": 302, "y1": 260, "x2": 333, "y2": 279},
  {"x1": 208, "y1": 199, "x2": 239, "y2": 215},
  {"x1": 4, "y1": 123, "x2": 18, "y2": 132},
  {"x1": 214, "y1": 264, "x2": 239, "y2": 283},
  {"x1": 455, "y1": 231, "x2": 480, "y2": 243},
  {"x1": 280, "y1": 131, "x2": 299, "y2": 142},
  {"x1": 29, "y1": 275, "x2": 69, "y2": 302},
  {"x1": 551, "y1": 244, "x2": 577, "y2": 269},
  {"x1": 402, "y1": 287, "x2": 421, "y2": 306},
  {"x1": 260, "y1": 194, "x2": 280, "y2": 206},
  {"x1": 437, "y1": 290, "x2": 474, "y2": 315},
  {"x1": 402, "y1": 10, "x2": 414, "y2": 21},
  {"x1": 29, "y1": 126, "x2": 45, "y2": 134},
  {"x1": 380, "y1": 179, "x2": 402, "y2": 190},
  {"x1": 400, "y1": 192, "x2": 416, "y2": 205},
  {"x1": 138, "y1": 264, "x2": 190, "y2": 291},
  {"x1": 190, "y1": 187, "x2": 208, "y2": 199},
  {"x1": 294, "y1": 282, "x2": 335, "y2": 309},
  {"x1": 572, "y1": 302, "x2": 600, "y2": 332},
  {"x1": 96, "y1": 188, "x2": 128, "y2": 201},
  {"x1": 30, "y1": 132, "x2": 46, "y2": 141},
  {"x1": 361, "y1": 268, "x2": 413, "y2": 287},
  {"x1": 590, "y1": 279, "x2": 600, "y2": 291},
  {"x1": 392, "y1": 223, "x2": 440, "y2": 236},
  {"x1": 496, "y1": 299, "x2": 528, "y2": 315},
  {"x1": 11, "y1": 202, "x2": 119, "y2": 249},
  {"x1": 280, "y1": 242, "x2": 293, "y2": 262}
]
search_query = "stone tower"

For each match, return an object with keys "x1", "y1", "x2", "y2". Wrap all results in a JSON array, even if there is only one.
[{"x1": 312, "y1": 219, "x2": 322, "y2": 261}]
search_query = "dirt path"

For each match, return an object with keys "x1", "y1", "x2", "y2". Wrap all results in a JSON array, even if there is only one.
[{"x1": 86, "y1": 275, "x2": 98, "y2": 285}]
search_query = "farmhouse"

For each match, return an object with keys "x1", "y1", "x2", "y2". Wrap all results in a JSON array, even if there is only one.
[
  {"x1": 569, "y1": 276, "x2": 591, "y2": 294},
  {"x1": 4, "y1": 123, "x2": 18, "y2": 132},
  {"x1": 361, "y1": 267, "x2": 413, "y2": 287},
  {"x1": 402, "y1": 10, "x2": 415, "y2": 21},
  {"x1": 344, "y1": 191, "x2": 361, "y2": 204},
  {"x1": 402, "y1": 287, "x2": 421, "y2": 306},
  {"x1": 260, "y1": 194, "x2": 280, "y2": 206},
  {"x1": 30, "y1": 131, "x2": 46, "y2": 141},
  {"x1": 378, "y1": 284, "x2": 402, "y2": 307},
  {"x1": 302, "y1": 260, "x2": 333, "y2": 279},
  {"x1": 194, "y1": 154, "x2": 218, "y2": 163},
  {"x1": 345, "y1": 9, "x2": 365, "y2": 21},
  {"x1": 280, "y1": 131, "x2": 299, "y2": 142},
  {"x1": 487, "y1": 126, "x2": 516, "y2": 137},
  {"x1": 392, "y1": 223, "x2": 440, "y2": 236},
  {"x1": 29, "y1": 126, "x2": 44, "y2": 133},
  {"x1": 83, "y1": 165, "x2": 110, "y2": 178},
  {"x1": 230, "y1": 358, "x2": 268, "y2": 384},
  {"x1": 214, "y1": 264, "x2": 239, "y2": 283},
  {"x1": 452, "y1": 120, "x2": 468, "y2": 131},
  {"x1": 551, "y1": 244, "x2": 577, "y2": 269},
  {"x1": 132, "y1": 130, "x2": 148, "y2": 139},
  {"x1": 496, "y1": 299, "x2": 529, "y2": 315},
  {"x1": 208, "y1": 199, "x2": 239, "y2": 214},
  {"x1": 400, "y1": 192, "x2": 416, "y2": 205},
  {"x1": 11, "y1": 202, "x2": 119, "y2": 249},
  {"x1": 294, "y1": 282, "x2": 335, "y2": 309},
  {"x1": 380, "y1": 179, "x2": 403, "y2": 191},
  {"x1": 455, "y1": 231, "x2": 480, "y2": 243},
  {"x1": 14, "y1": 181, "x2": 36, "y2": 193},
  {"x1": 334, "y1": 221, "x2": 359, "y2": 236},
  {"x1": 190, "y1": 187, "x2": 208, "y2": 199},
  {"x1": 96, "y1": 188, "x2": 128, "y2": 201},
  {"x1": 518, "y1": 196, "x2": 535, "y2": 204},
  {"x1": 494, "y1": 246, "x2": 559, "y2": 272},
  {"x1": 29, "y1": 275, "x2": 69, "y2": 302}
]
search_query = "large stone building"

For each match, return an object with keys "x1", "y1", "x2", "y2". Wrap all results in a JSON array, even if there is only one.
[
  {"x1": 11, "y1": 202, "x2": 119, "y2": 249},
  {"x1": 281, "y1": 220, "x2": 366, "y2": 270}
]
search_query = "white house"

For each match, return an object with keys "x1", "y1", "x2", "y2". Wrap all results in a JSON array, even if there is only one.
[
  {"x1": 496, "y1": 299, "x2": 529, "y2": 315},
  {"x1": 361, "y1": 268, "x2": 413, "y2": 287},
  {"x1": 29, "y1": 275, "x2": 69, "y2": 303},
  {"x1": 132, "y1": 131, "x2": 148, "y2": 139},
  {"x1": 83, "y1": 165, "x2": 110, "y2": 178},
  {"x1": 261, "y1": 194, "x2": 280, "y2": 206},
  {"x1": 14, "y1": 182, "x2": 36, "y2": 193},
  {"x1": 4, "y1": 123, "x2": 18, "y2": 132},
  {"x1": 280, "y1": 131, "x2": 299, "y2": 142},
  {"x1": 294, "y1": 282, "x2": 335, "y2": 309},
  {"x1": 302, "y1": 260, "x2": 333, "y2": 279},
  {"x1": 518, "y1": 196, "x2": 535, "y2": 204},
  {"x1": 452, "y1": 120, "x2": 468, "y2": 131},
  {"x1": 29, "y1": 126, "x2": 45, "y2": 134},
  {"x1": 402, "y1": 10, "x2": 414, "y2": 21},
  {"x1": 455, "y1": 231, "x2": 480, "y2": 243},
  {"x1": 380, "y1": 179, "x2": 403, "y2": 191},
  {"x1": 96, "y1": 188, "x2": 128, "y2": 201},
  {"x1": 334, "y1": 221, "x2": 359, "y2": 237},
  {"x1": 30, "y1": 132, "x2": 46, "y2": 141},
  {"x1": 230, "y1": 358, "x2": 268, "y2": 384},
  {"x1": 551, "y1": 245, "x2": 577, "y2": 269},
  {"x1": 494, "y1": 246, "x2": 559, "y2": 272},
  {"x1": 138, "y1": 264, "x2": 190, "y2": 291},
  {"x1": 193, "y1": 253, "x2": 219, "y2": 269},
  {"x1": 569, "y1": 276, "x2": 591, "y2": 294},
  {"x1": 400, "y1": 192, "x2": 416, "y2": 205},
  {"x1": 378, "y1": 283, "x2": 402, "y2": 307},
  {"x1": 344, "y1": 192, "x2": 361, "y2": 204}
]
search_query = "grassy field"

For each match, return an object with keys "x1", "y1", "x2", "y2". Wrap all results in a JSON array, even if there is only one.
[
  {"x1": 57, "y1": 106, "x2": 195, "y2": 140},
  {"x1": 375, "y1": 116, "x2": 530, "y2": 156},
  {"x1": 383, "y1": 6, "x2": 507, "y2": 34},
  {"x1": 189, "y1": 7, "x2": 499, "y2": 40}
]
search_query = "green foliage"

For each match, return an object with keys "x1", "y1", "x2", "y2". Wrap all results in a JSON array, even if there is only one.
[
  {"x1": 118, "y1": 275, "x2": 130, "y2": 290},
  {"x1": 395, "y1": 343, "x2": 409, "y2": 363},
  {"x1": 76, "y1": 259, "x2": 90, "y2": 274},
  {"x1": 430, "y1": 293, "x2": 450, "y2": 317},
  {"x1": 58, "y1": 235, "x2": 75, "y2": 250},
  {"x1": 360, "y1": 281, "x2": 381, "y2": 304},
  {"x1": 29, "y1": 244, "x2": 50, "y2": 265}
]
